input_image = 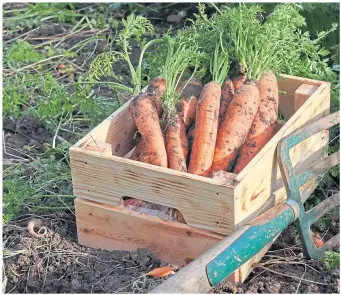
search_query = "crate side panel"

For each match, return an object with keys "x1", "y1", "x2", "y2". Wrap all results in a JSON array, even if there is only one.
[
  {"x1": 235, "y1": 82, "x2": 330, "y2": 227},
  {"x1": 73, "y1": 99, "x2": 137, "y2": 157},
  {"x1": 104, "y1": 100, "x2": 137, "y2": 157},
  {"x1": 278, "y1": 75, "x2": 322, "y2": 120},
  {"x1": 75, "y1": 198, "x2": 227, "y2": 265},
  {"x1": 70, "y1": 150, "x2": 236, "y2": 235}
]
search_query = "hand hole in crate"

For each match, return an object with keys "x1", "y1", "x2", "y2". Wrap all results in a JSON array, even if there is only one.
[{"x1": 120, "y1": 196, "x2": 187, "y2": 224}]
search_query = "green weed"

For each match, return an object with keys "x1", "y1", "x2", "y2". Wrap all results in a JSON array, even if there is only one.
[
  {"x1": 322, "y1": 251, "x2": 340, "y2": 269},
  {"x1": 3, "y1": 145, "x2": 74, "y2": 223}
]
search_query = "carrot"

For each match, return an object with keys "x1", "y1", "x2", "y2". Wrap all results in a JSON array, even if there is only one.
[
  {"x1": 188, "y1": 82, "x2": 221, "y2": 176},
  {"x1": 311, "y1": 232, "x2": 324, "y2": 248},
  {"x1": 231, "y1": 74, "x2": 246, "y2": 91},
  {"x1": 233, "y1": 71, "x2": 279, "y2": 173},
  {"x1": 146, "y1": 266, "x2": 175, "y2": 278},
  {"x1": 147, "y1": 76, "x2": 167, "y2": 97},
  {"x1": 129, "y1": 93, "x2": 168, "y2": 167},
  {"x1": 231, "y1": 60, "x2": 247, "y2": 91},
  {"x1": 176, "y1": 77, "x2": 203, "y2": 131},
  {"x1": 130, "y1": 138, "x2": 150, "y2": 163},
  {"x1": 211, "y1": 82, "x2": 260, "y2": 174},
  {"x1": 218, "y1": 78, "x2": 235, "y2": 128},
  {"x1": 186, "y1": 123, "x2": 195, "y2": 166},
  {"x1": 165, "y1": 114, "x2": 188, "y2": 172},
  {"x1": 130, "y1": 137, "x2": 145, "y2": 161},
  {"x1": 187, "y1": 123, "x2": 195, "y2": 149},
  {"x1": 152, "y1": 34, "x2": 203, "y2": 172}
]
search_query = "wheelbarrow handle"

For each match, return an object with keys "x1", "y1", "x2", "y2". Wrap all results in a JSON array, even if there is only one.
[{"x1": 150, "y1": 201, "x2": 299, "y2": 294}]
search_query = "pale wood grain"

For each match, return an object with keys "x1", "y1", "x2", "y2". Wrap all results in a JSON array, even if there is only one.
[
  {"x1": 278, "y1": 75, "x2": 323, "y2": 120},
  {"x1": 70, "y1": 149, "x2": 236, "y2": 235},
  {"x1": 295, "y1": 84, "x2": 319, "y2": 113},
  {"x1": 83, "y1": 141, "x2": 112, "y2": 156},
  {"x1": 75, "y1": 198, "x2": 231, "y2": 270}
]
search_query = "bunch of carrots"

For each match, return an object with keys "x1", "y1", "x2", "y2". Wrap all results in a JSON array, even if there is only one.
[{"x1": 125, "y1": 4, "x2": 334, "y2": 178}]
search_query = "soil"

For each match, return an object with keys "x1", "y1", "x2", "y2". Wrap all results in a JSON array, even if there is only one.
[
  {"x1": 3, "y1": 213, "x2": 166, "y2": 293},
  {"x1": 212, "y1": 226, "x2": 340, "y2": 294},
  {"x1": 3, "y1": 215, "x2": 340, "y2": 294}
]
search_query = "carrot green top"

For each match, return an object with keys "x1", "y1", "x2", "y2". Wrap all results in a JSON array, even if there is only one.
[{"x1": 154, "y1": 33, "x2": 205, "y2": 120}]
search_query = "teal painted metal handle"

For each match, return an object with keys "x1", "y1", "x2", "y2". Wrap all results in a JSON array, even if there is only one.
[{"x1": 206, "y1": 202, "x2": 296, "y2": 286}]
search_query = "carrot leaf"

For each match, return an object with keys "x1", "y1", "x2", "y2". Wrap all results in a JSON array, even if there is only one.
[
  {"x1": 155, "y1": 34, "x2": 205, "y2": 119},
  {"x1": 86, "y1": 13, "x2": 159, "y2": 95}
]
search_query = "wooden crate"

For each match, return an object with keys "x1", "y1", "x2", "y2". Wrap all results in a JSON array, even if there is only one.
[{"x1": 70, "y1": 74, "x2": 330, "y2": 284}]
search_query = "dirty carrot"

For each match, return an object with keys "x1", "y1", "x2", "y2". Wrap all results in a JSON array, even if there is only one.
[
  {"x1": 176, "y1": 77, "x2": 203, "y2": 131},
  {"x1": 233, "y1": 71, "x2": 279, "y2": 173},
  {"x1": 188, "y1": 36, "x2": 229, "y2": 176},
  {"x1": 155, "y1": 34, "x2": 203, "y2": 172},
  {"x1": 230, "y1": 60, "x2": 247, "y2": 91},
  {"x1": 129, "y1": 93, "x2": 168, "y2": 167},
  {"x1": 231, "y1": 74, "x2": 246, "y2": 91},
  {"x1": 165, "y1": 114, "x2": 189, "y2": 172},
  {"x1": 130, "y1": 138, "x2": 151, "y2": 163},
  {"x1": 147, "y1": 76, "x2": 166, "y2": 98},
  {"x1": 218, "y1": 78, "x2": 235, "y2": 128},
  {"x1": 188, "y1": 81, "x2": 221, "y2": 176},
  {"x1": 211, "y1": 82, "x2": 260, "y2": 174}
]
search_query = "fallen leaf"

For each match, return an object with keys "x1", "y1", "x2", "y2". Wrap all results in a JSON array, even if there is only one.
[{"x1": 146, "y1": 266, "x2": 174, "y2": 278}]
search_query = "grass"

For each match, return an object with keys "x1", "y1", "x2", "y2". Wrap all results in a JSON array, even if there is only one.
[{"x1": 2, "y1": 3, "x2": 128, "y2": 223}]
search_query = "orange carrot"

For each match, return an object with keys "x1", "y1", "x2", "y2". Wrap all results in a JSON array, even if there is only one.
[
  {"x1": 311, "y1": 232, "x2": 324, "y2": 248},
  {"x1": 218, "y1": 78, "x2": 235, "y2": 128},
  {"x1": 231, "y1": 74, "x2": 246, "y2": 91},
  {"x1": 188, "y1": 82, "x2": 221, "y2": 177},
  {"x1": 176, "y1": 77, "x2": 203, "y2": 131},
  {"x1": 231, "y1": 60, "x2": 247, "y2": 91},
  {"x1": 187, "y1": 123, "x2": 195, "y2": 150},
  {"x1": 129, "y1": 93, "x2": 168, "y2": 167},
  {"x1": 146, "y1": 266, "x2": 174, "y2": 278},
  {"x1": 186, "y1": 123, "x2": 195, "y2": 166},
  {"x1": 130, "y1": 137, "x2": 145, "y2": 161},
  {"x1": 233, "y1": 71, "x2": 279, "y2": 173},
  {"x1": 130, "y1": 138, "x2": 151, "y2": 163},
  {"x1": 147, "y1": 76, "x2": 166, "y2": 97},
  {"x1": 146, "y1": 76, "x2": 166, "y2": 118},
  {"x1": 211, "y1": 82, "x2": 260, "y2": 174},
  {"x1": 165, "y1": 114, "x2": 188, "y2": 172}
]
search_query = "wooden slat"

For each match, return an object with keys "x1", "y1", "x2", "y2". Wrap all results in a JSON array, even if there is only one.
[
  {"x1": 83, "y1": 141, "x2": 112, "y2": 156},
  {"x1": 73, "y1": 99, "x2": 137, "y2": 157},
  {"x1": 75, "y1": 198, "x2": 234, "y2": 274},
  {"x1": 70, "y1": 149, "x2": 236, "y2": 235},
  {"x1": 278, "y1": 75, "x2": 322, "y2": 120},
  {"x1": 295, "y1": 84, "x2": 319, "y2": 114}
]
